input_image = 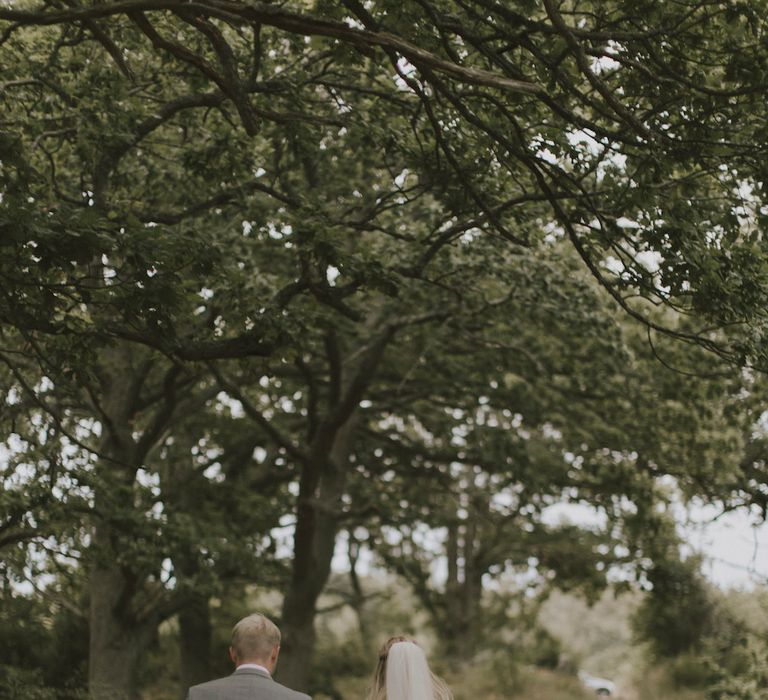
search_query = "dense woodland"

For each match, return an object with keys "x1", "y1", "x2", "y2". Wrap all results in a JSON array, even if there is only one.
[{"x1": 2, "y1": 1, "x2": 768, "y2": 698}]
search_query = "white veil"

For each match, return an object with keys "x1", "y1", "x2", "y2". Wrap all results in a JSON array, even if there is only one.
[{"x1": 385, "y1": 641, "x2": 434, "y2": 700}]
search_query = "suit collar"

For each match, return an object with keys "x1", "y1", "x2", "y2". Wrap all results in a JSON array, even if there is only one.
[{"x1": 233, "y1": 667, "x2": 271, "y2": 679}]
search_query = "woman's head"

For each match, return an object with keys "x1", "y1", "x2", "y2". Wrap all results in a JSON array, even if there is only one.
[
  {"x1": 367, "y1": 636, "x2": 452, "y2": 700},
  {"x1": 370, "y1": 636, "x2": 416, "y2": 696}
]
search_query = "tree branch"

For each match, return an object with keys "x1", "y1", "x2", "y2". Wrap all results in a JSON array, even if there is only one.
[{"x1": 0, "y1": 0, "x2": 543, "y2": 94}]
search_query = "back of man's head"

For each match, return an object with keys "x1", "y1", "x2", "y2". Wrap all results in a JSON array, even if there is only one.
[{"x1": 231, "y1": 613, "x2": 281, "y2": 663}]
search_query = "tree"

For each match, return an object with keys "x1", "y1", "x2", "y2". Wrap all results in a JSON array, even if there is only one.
[
  {"x1": 633, "y1": 552, "x2": 715, "y2": 659},
  {"x1": 353, "y1": 244, "x2": 758, "y2": 657},
  {"x1": 3, "y1": 2, "x2": 768, "y2": 696},
  {"x1": 3, "y1": 1, "x2": 768, "y2": 364}
]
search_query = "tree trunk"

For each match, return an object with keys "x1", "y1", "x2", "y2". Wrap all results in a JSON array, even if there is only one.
[
  {"x1": 348, "y1": 534, "x2": 374, "y2": 656},
  {"x1": 441, "y1": 515, "x2": 483, "y2": 659},
  {"x1": 167, "y1": 463, "x2": 214, "y2": 698},
  {"x1": 443, "y1": 521, "x2": 465, "y2": 659},
  {"x1": 178, "y1": 594, "x2": 212, "y2": 697},
  {"x1": 276, "y1": 418, "x2": 357, "y2": 692},
  {"x1": 86, "y1": 350, "x2": 163, "y2": 700},
  {"x1": 276, "y1": 322, "x2": 388, "y2": 690},
  {"x1": 88, "y1": 565, "x2": 150, "y2": 700},
  {"x1": 461, "y1": 513, "x2": 482, "y2": 657},
  {"x1": 276, "y1": 476, "x2": 340, "y2": 691},
  {"x1": 276, "y1": 590, "x2": 319, "y2": 692}
]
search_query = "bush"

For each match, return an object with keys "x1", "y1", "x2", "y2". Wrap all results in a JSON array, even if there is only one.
[
  {"x1": 705, "y1": 642, "x2": 768, "y2": 700},
  {"x1": 0, "y1": 666, "x2": 86, "y2": 700},
  {"x1": 669, "y1": 653, "x2": 713, "y2": 689},
  {"x1": 0, "y1": 590, "x2": 88, "y2": 696},
  {"x1": 633, "y1": 555, "x2": 714, "y2": 659},
  {"x1": 528, "y1": 627, "x2": 562, "y2": 670}
]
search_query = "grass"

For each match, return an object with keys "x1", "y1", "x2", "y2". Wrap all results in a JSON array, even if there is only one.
[
  {"x1": 320, "y1": 661, "x2": 709, "y2": 700},
  {"x1": 449, "y1": 665, "x2": 596, "y2": 700},
  {"x1": 627, "y1": 666, "x2": 706, "y2": 700},
  {"x1": 145, "y1": 658, "x2": 710, "y2": 700},
  {"x1": 319, "y1": 663, "x2": 597, "y2": 700}
]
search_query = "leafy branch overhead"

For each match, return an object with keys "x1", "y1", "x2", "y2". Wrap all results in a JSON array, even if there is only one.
[{"x1": 2, "y1": 0, "x2": 768, "y2": 366}]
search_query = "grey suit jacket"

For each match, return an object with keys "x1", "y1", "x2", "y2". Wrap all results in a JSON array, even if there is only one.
[{"x1": 187, "y1": 668, "x2": 311, "y2": 700}]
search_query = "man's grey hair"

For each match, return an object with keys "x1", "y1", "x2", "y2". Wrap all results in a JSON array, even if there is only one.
[{"x1": 231, "y1": 613, "x2": 281, "y2": 660}]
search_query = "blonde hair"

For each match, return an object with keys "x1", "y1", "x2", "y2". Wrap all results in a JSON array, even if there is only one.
[
  {"x1": 366, "y1": 636, "x2": 453, "y2": 700},
  {"x1": 231, "y1": 613, "x2": 281, "y2": 661}
]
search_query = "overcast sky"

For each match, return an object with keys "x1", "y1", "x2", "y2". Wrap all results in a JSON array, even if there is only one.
[
  {"x1": 683, "y1": 505, "x2": 768, "y2": 589},
  {"x1": 542, "y1": 498, "x2": 768, "y2": 590}
]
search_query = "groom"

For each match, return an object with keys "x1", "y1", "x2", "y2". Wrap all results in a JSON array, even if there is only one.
[{"x1": 186, "y1": 613, "x2": 311, "y2": 700}]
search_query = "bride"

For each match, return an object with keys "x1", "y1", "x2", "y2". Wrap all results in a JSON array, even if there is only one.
[{"x1": 365, "y1": 636, "x2": 453, "y2": 700}]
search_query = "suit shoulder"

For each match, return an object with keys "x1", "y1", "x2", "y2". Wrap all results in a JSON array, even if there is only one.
[
  {"x1": 190, "y1": 676, "x2": 230, "y2": 688},
  {"x1": 189, "y1": 674, "x2": 310, "y2": 700},
  {"x1": 187, "y1": 676, "x2": 234, "y2": 694}
]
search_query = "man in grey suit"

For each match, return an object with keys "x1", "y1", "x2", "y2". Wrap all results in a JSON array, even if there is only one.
[{"x1": 186, "y1": 613, "x2": 311, "y2": 700}]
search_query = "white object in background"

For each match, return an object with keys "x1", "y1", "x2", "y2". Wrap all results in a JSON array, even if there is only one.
[{"x1": 578, "y1": 670, "x2": 617, "y2": 696}]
